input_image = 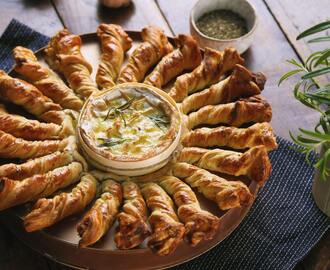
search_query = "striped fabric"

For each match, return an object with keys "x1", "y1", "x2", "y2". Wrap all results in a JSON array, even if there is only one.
[{"x1": 0, "y1": 19, "x2": 329, "y2": 270}]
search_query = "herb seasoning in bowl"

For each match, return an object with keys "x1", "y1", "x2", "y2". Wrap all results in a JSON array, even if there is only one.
[{"x1": 190, "y1": 0, "x2": 258, "y2": 54}]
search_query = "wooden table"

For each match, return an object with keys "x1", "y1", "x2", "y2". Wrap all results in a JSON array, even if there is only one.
[{"x1": 0, "y1": 0, "x2": 329, "y2": 269}]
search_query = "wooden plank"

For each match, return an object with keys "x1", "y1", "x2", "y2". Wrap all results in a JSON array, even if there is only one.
[
  {"x1": 0, "y1": 0, "x2": 63, "y2": 36},
  {"x1": 52, "y1": 0, "x2": 172, "y2": 35},
  {"x1": 263, "y1": 0, "x2": 329, "y2": 60},
  {"x1": 156, "y1": 0, "x2": 320, "y2": 140}
]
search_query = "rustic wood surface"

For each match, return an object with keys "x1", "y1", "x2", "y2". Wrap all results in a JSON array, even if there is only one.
[{"x1": 0, "y1": 0, "x2": 329, "y2": 269}]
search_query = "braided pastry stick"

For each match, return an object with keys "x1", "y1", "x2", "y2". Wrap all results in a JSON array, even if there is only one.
[
  {"x1": 187, "y1": 95, "x2": 272, "y2": 129},
  {"x1": 179, "y1": 146, "x2": 271, "y2": 186},
  {"x1": 182, "y1": 123, "x2": 277, "y2": 151},
  {"x1": 0, "y1": 130, "x2": 74, "y2": 159},
  {"x1": 45, "y1": 29, "x2": 98, "y2": 99},
  {"x1": 172, "y1": 163, "x2": 253, "y2": 210},
  {"x1": 13, "y1": 46, "x2": 83, "y2": 111},
  {"x1": 96, "y1": 24, "x2": 132, "y2": 89},
  {"x1": 181, "y1": 64, "x2": 266, "y2": 114},
  {"x1": 144, "y1": 34, "x2": 202, "y2": 88},
  {"x1": 0, "y1": 71, "x2": 65, "y2": 124},
  {"x1": 169, "y1": 47, "x2": 244, "y2": 102},
  {"x1": 0, "y1": 104, "x2": 73, "y2": 140},
  {"x1": 0, "y1": 151, "x2": 74, "y2": 180},
  {"x1": 159, "y1": 176, "x2": 220, "y2": 246},
  {"x1": 77, "y1": 180, "x2": 122, "y2": 247},
  {"x1": 117, "y1": 26, "x2": 173, "y2": 83},
  {"x1": 0, "y1": 162, "x2": 83, "y2": 211},
  {"x1": 115, "y1": 181, "x2": 150, "y2": 249},
  {"x1": 24, "y1": 173, "x2": 97, "y2": 232},
  {"x1": 140, "y1": 182, "x2": 185, "y2": 256}
]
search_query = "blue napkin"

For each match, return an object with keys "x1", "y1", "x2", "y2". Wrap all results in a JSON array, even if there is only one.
[{"x1": 0, "y1": 19, "x2": 329, "y2": 270}]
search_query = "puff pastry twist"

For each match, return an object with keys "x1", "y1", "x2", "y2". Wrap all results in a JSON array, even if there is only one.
[
  {"x1": 172, "y1": 163, "x2": 253, "y2": 210},
  {"x1": 96, "y1": 24, "x2": 132, "y2": 89},
  {"x1": 0, "y1": 162, "x2": 83, "y2": 211},
  {"x1": 140, "y1": 182, "x2": 185, "y2": 256},
  {"x1": 179, "y1": 146, "x2": 271, "y2": 186},
  {"x1": 24, "y1": 173, "x2": 97, "y2": 232},
  {"x1": 187, "y1": 95, "x2": 272, "y2": 129},
  {"x1": 181, "y1": 64, "x2": 266, "y2": 114},
  {"x1": 114, "y1": 181, "x2": 150, "y2": 249},
  {"x1": 77, "y1": 179, "x2": 122, "y2": 247},
  {"x1": 13, "y1": 46, "x2": 83, "y2": 111},
  {"x1": 117, "y1": 26, "x2": 173, "y2": 83},
  {"x1": 159, "y1": 176, "x2": 220, "y2": 246},
  {"x1": 182, "y1": 122, "x2": 277, "y2": 151}
]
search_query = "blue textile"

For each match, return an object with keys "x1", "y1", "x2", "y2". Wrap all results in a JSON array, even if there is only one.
[{"x1": 0, "y1": 19, "x2": 329, "y2": 270}]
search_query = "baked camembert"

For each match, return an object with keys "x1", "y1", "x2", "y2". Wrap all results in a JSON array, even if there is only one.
[{"x1": 78, "y1": 83, "x2": 181, "y2": 170}]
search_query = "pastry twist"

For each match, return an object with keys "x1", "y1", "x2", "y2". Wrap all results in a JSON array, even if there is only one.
[
  {"x1": 77, "y1": 180, "x2": 122, "y2": 247},
  {"x1": 172, "y1": 163, "x2": 253, "y2": 210},
  {"x1": 24, "y1": 173, "x2": 97, "y2": 232},
  {"x1": 0, "y1": 71, "x2": 65, "y2": 124},
  {"x1": 169, "y1": 47, "x2": 244, "y2": 102},
  {"x1": 159, "y1": 176, "x2": 220, "y2": 246},
  {"x1": 96, "y1": 24, "x2": 132, "y2": 89},
  {"x1": 0, "y1": 130, "x2": 74, "y2": 159},
  {"x1": 114, "y1": 181, "x2": 150, "y2": 249},
  {"x1": 144, "y1": 34, "x2": 202, "y2": 88},
  {"x1": 181, "y1": 64, "x2": 266, "y2": 114},
  {"x1": 0, "y1": 151, "x2": 74, "y2": 180},
  {"x1": 117, "y1": 26, "x2": 173, "y2": 83},
  {"x1": 179, "y1": 146, "x2": 271, "y2": 186},
  {"x1": 0, "y1": 104, "x2": 73, "y2": 140},
  {"x1": 187, "y1": 95, "x2": 272, "y2": 129},
  {"x1": 45, "y1": 29, "x2": 98, "y2": 99},
  {"x1": 13, "y1": 46, "x2": 83, "y2": 111},
  {"x1": 181, "y1": 123, "x2": 277, "y2": 151},
  {"x1": 0, "y1": 162, "x2": 83, "y2": 211},
  {"x1": 140, "y1": 182, "x2": 185, "y2": 256}
]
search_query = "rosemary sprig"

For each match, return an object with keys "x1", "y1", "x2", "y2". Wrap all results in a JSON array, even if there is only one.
[
  {"x1": 279, "y1": 20, "x2": 330, "y2": 180},
  {"x1": 103, "y1": 97, "x2": 136, "y2": 125},
  {"x1": 147, "y1": 115, "x2": 170, "y2": 131},
  {"x1": 97, "y1": 137, "x2": 127, "y2": 148}
]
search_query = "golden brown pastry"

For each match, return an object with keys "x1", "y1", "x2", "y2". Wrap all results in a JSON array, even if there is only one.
[
  {"x1": 0, "y1": 71, "x2": 65, "y2": 124},
  {"x1": 169, "y1": 47, "x2": 244, "y2": 102},
  {"x1": 0, "y1": 130, "x2": 74, "y2": 159},
  {"x1": 187, "y1": 95, "x2": 272, "y2": 129},
  {"x1": 0, "y1": 151, "x2": 74, "y2": 180},
  {"x1": 24, "y1": 173, "x2": 97, "y2": 232},
  {"x1": 0, "y1": 162, "x2": 83, "y2": 211},
  {"x1": 159, "y1": 176, "x2": 220, "y2": 246},
  {"x1": 144, "y1": 34, "x2": 202, "y2": 88},
  {"x1": 172, "y1": 162, "x2": 253, "y2": 210},
  {"x1": 96, "y1": 24, "x2": 132, "y2": 89},
  {"x1": 45, "y1": 29, "x2": 98, "y2": 99},
  {"x1": 181, "y1": 123, "x2": 278, "y2": 151},
  {"x1": 179, "y1": 146, "x2": 271, "y2": 186},
  {"x1": 13, "y1": 46, "x2": 83, "y2": 111},
  {"x1": 140, "y1": 182, "x2": 185, "y2": 256},
  {"x1": 181, "y1": 64, "x2": 266, "y2": 114},
  {"x1": 77, "y1": 180, "x2": 122, "y2": 247},
  {"x1": 0, "y1": 104, "x2": 73, "y2": 140},
  {"x1": 114, "y1": 181, "x2": 150, "y2": 249},
  {"x1": 117, "y1": 26, "x2": 173, "y2": 83}
]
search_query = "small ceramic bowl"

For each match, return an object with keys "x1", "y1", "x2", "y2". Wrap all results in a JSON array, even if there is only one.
[{"x1": 190, "y1": 0, "x2": 258, "y2": 54}]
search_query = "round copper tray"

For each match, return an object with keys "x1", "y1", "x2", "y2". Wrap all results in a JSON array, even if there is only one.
[{"x1": 2, "y1": 32, "x2": 259, "y2": 270}]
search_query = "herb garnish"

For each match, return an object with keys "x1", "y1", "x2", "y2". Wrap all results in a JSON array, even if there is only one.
[
  {"x1": 147, "y1": 115, "x2": 170, "y2": 131},
  {"x1": 103, "y1": 97, "x2": 136, "y2": 126},
  {"x1": 97, "y1": 137, "x2": 128, "y2": 148}
]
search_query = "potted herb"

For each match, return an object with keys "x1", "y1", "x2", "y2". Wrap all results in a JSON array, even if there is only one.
[{"x1": 279, "y1": 21, "x2": 330, "y2": 216}]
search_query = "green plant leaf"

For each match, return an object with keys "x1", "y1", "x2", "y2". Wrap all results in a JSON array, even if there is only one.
[
  {"x1": 314, "y1": 49, "x2": 330, "y2": 67},
  {"x1": 301, "y1": 67, "x2": 330, "y2": 79},
  {"x1": 278, "y1": 69, "x2": 303, "y2": 86},
  {"x1": 299, "y1": 128, "x2": 330, "y2": 140},
  {"x1": 297, "y1": 21, "x2": 330, "y2": 40},
  {"x1": 308, "y1": 36, "x2": 330, "y2": 43}
]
